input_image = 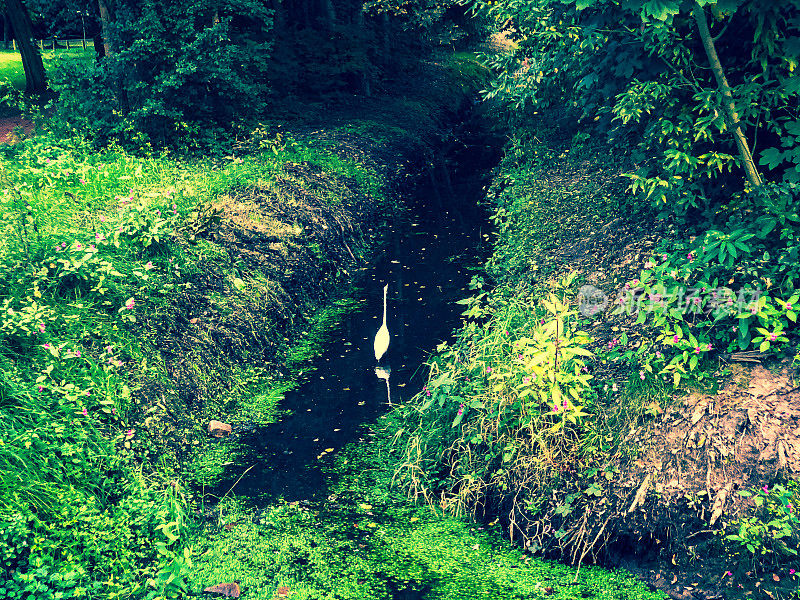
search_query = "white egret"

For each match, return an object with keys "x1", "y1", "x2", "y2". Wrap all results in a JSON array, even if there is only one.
[{"x1": 373, "y1": 284, "x2": 390, "y2": 362}]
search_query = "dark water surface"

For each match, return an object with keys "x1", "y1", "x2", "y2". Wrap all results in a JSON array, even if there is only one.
[
  {"x1": 231, "y1": 202, "x2": 486, "y2": 501},
  {"x1": 229, "y1": 123, "x2": 501, "y2": 503}
]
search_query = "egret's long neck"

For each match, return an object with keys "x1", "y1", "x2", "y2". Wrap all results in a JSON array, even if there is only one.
[{"x1": 382, "y1": 286, "x2": 387, "y2": 325}]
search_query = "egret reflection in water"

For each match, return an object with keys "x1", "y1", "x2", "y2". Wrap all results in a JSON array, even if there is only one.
[{"x1": 375, "y1": 365, "x2": 391, "y2": 405}]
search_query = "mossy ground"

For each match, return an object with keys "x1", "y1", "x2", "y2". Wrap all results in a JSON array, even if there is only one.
[{"x1": 190, "y1": 421, "x2": 667, "y2": 600}]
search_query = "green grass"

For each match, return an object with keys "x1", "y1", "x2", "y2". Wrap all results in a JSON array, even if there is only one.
[
  {"x1": 191, "y1": 430, "x2": 666, "y2": 600},
  {"x1": 0, "y1": 128, "x2": 394, "y2": 597},
  {"x1": 0, "y1": 48, "x2": 93, "y2": 92}
]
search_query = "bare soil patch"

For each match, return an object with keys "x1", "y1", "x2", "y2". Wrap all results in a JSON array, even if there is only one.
[{"x1": 0, "y1": 115, "x2": 34, "y2": 144}]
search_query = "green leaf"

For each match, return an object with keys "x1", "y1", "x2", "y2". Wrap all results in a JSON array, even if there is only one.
[
  {"x1": 760, "y1": 146, "x2": 786, "y2": 170},
  {"x1": 642, "y1": 0, "x2": 681, "y2": 21},
  {"x1": 575, "y1": 0, "x2": 599, "y2": 9}
]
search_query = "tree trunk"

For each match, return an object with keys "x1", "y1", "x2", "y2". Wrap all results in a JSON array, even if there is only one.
[
  {"x1": 321, "y1": 0, "x2": 336, "y2": 30},
  {"x1": 3, "y1": 13, "x2": 11, "y2": 50},
  {"x1": 692, "y1": 2, "x2": 763, "y2": 188},
  {"x1": 93, "y1": 33, "x2": 106, "y2": 59},
  {"x1": 98, "y1": 0, "x2": 113, "y2": 56},
  {"x1": 5, "y1": 0, "x2": 46, "y2": 94}
]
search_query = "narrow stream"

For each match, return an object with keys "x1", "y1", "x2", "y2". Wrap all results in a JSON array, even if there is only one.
[{"x1": 229, "y1": 122, "x2": 500, "y2": 503}]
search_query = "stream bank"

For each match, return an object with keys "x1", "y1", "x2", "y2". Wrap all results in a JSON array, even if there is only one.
[{"x1": 187, "y1": 97, "x2": 665, "y2": 600}]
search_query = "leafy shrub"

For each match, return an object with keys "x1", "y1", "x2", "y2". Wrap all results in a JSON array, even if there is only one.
[
  {"x1": 725, "y1": 482, "x2": 800, "y2": 563},
  {"x1": 394, "y1": 274, "x2": 595, "y2": 519},
  {"x1": 49, "y1": 0, "x2": 273, "y2": 149}
]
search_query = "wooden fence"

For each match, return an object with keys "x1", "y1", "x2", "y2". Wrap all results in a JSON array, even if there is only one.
[{"x1": 2, "y1": 38, "x2": 90, "y2": 52}]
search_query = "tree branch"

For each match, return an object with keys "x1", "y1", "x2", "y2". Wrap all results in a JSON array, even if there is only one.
[{"x1": 692, "y1": 2, "x2": 763, "y2": 188}]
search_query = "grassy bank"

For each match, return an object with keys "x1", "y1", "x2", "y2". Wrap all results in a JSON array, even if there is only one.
[
  {"x1": 0, "y1": 123, "x2": 396, "y2": 598},
  {"x1": 391, "y1": 124, "x2": 800, "y2": 598}
]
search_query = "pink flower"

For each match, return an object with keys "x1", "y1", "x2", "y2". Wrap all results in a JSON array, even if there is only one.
[
  {"x1": 79, "y1": 178, "x2": 86, "y2": 185},
  {"x1": 144, "y1": 261, "x2": 154, "y2": 270},
  {"x1": 38, "y1": 323, "x2": 45, "y2": 333},
  {"x1": 96, "y1": 233, "x2": 103, "y2": 240},
  {"x1": 486, "y1": 367, "x2": 492, "y2": 373},
  {"x1": 74, "y1": 349, "x2": 81, "y2": 357},
  {"x1": 523, "y1": 377, "x2": 530, "y2": 384},
  {"x1": 84, "y1": 390, "x2": 90, "y2": 396},
  {"x1": 125, "y1": 429, "x2": 135, "y2": 439},
  {"x1": 790, "y1": 568, "x2": 796, "y2": 575},
  {"x1": 724, "y1": 571, "x2": 732, "y2": 577},
  {"x1": 111, "y1": 407, "x2": 116, "y2": 415},
  {"x1": 694, "y1": 347, "x2": 700, "y2": 354},
  {"x1": 100, "y1": 215, "x2": 107, "y2": 222},
  {"x1": 639, "y1": 371, "x2": 645, "y2": 380},
  {"x1": 655, "y1": 351, "x2": 662, "y2": 359},
  {"x1": 81, "y1": 407, "x2": 88, "y2": 416},
  {"x1": 124, "y1": 298, "x2": 135, "y2": 310},
  {"x1": 672, "y1": 335, "x2": 679, "y2": 343},
  {"x1": 37, "y1": 385, "x2": 44, "y2": 392},
  {"x1": 43, "y1": 343, "x2": 51, "y2": 349},
  {"x1": 770, "y1": 333, "x2": 777, "y2": 342},
  {"x1": 687, "y1": 252, "x2": 694, "y2": 262},
  {"x1": 61, "y1": 242, "x2": 67, "y2": 249},
  {"x1": 75, "y1": 242, "x2": 82, "y2": 250}
]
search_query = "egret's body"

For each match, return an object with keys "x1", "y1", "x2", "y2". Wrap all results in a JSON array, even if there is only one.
[{"x1": 374, "y1": 284, "x2": 390, "y2": 362}]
